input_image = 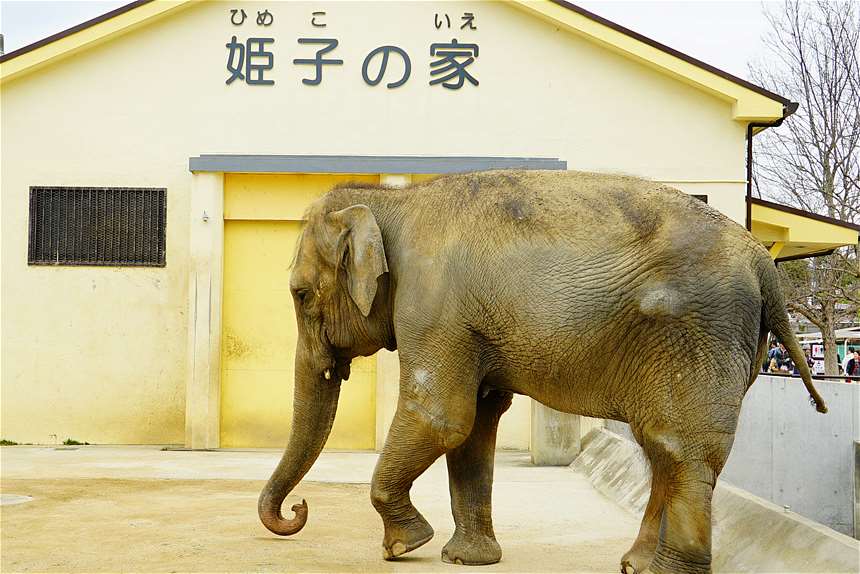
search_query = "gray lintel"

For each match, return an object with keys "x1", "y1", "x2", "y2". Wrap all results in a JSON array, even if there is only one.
[{"x1": 188, "y1": 154, "x2": 567, "y2": 174}]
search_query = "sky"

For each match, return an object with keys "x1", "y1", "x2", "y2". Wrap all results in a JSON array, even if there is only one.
[{"x1": 0, "y1": 0, "x2": 780, "y2": 82}]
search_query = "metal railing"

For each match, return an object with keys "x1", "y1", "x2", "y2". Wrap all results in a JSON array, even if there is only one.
[{"x1": 760, "y1": 371, "x2": 860, "y2": 382}]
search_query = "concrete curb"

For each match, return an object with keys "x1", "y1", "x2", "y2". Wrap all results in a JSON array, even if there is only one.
[{"x1": 571, "y1": 428, "x2": 860, "y2": 573}]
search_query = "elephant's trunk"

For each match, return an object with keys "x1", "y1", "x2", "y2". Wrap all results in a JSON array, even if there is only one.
[{"x1": 258, "y1": 354, "x2": 341, "y2": 535}]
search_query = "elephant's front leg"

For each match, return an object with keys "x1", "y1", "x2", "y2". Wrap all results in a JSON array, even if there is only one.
[
  {"x1": 442, "y1": 389, "x2": 512, "y2": 566},
  {"x1": 370, "y1": 364, "x2": 478, "y2": 560}
]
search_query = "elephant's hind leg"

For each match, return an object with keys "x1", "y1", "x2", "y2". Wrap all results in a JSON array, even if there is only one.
[
  {"x1": 642, "y1": 424, "x2": 734, "y2": 574},
  {"x1": 442, "y1": 389, "x2": 513, "y2": 566},
  {"x1": 620, "y1": 443, "x2": 666, "y2": 574}
]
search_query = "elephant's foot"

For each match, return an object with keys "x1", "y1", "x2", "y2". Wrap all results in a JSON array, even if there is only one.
[
  {"x1": 646, "y1": 544, "x2": 712, "y2": 574},
  {"x1": 620, "y1": 539, "x2": 657, "y2": 573},
  {"x1": 441, "y1": 529, "x2": 502, "y2": 566},
  {"x1": 381, "y1": 514, "x2": 434, "y2": 560}
]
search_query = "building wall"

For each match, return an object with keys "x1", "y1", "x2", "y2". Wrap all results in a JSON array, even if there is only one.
[{"x1": 1, "y1": 1, "x2": 748, "y2": 445}]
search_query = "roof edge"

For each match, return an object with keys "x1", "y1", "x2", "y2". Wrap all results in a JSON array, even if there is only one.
[
  {"x1": 749, "y1": 197, "x2": 860, "y2": 233},
  {"x1": 549, "y1": 1, "x2": 792, "y2": 106},
  {"x1": 0, "y1": 0, "x2": 795, "y2": 118},
  {"x1": 0, "y1": 0, "x2": 154, "y2": 64}
]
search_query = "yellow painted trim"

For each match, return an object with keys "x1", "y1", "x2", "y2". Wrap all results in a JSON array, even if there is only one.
[
  {"x1": 751, "y1": 220, "x2": 788, "y2": 244},
  {"x1": 223, "y1": 173, "x2": 379, "y2": 220},
  {"x1": 751, "y1": 202, "x2": 859, "y2": 259},
  {"x1": 510, "y1": 0, "x2": 785, "y2": 121},
  {"x1": 751, "y1": 203, "x2": 858, "y2": 245},
  {"x1": 0, "y1": 0, "x2": 195, "y2": 85},
  {"x1": 768, "y1": 242, "x2": 785, "y2": 259}
]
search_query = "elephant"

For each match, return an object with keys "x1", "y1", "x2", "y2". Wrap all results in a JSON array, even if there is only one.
[{"x1": 257, "y1": 170, "x2": 826, "y2": 573}]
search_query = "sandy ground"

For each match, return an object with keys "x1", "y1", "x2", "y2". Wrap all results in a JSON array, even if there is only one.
[{"x1": 1, "y1": 447, "x2": 639, "y2": 573}]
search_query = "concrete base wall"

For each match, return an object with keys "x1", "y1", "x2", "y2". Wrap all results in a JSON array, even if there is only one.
[
  {"x1": 600, "y1": 377, "x2": 860, "y2": 538},
  {"x1": 530, "y1": 402, "x2": 580, "y2": 465},
  {"x1": 855, "y1": 442, "x2": 860, "y2": 543},
  {"x1": 722, "y1": 376, "x2": 859, "y2": 537},
  {"x1": 573, "y1": 428, "x2": 860, "y2": 573}
]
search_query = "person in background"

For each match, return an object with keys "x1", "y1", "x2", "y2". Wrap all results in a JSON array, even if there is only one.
[
  {"x1": 842, "y1": 348, "x2": 855, "y2": 375},
  {"x1": 768, "y1": 356, "x2": 780, "y2": 373},
  {"x1": 845, "y1": 349, "x2": 860, "y2": 380},
  {"x1": 766, "y1": 341, "x2": 785, "y2": 370},
  {"x1": 776, "y1": 342, "x2": 788, "y2": 369},
  {"x1": 763, "y1": 341, "x2": 778, "y2": 372}
]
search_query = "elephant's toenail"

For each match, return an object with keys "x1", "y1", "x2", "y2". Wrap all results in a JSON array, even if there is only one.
[{"x1": 391, "y1": 542, "x2": 406, "y2": 557}]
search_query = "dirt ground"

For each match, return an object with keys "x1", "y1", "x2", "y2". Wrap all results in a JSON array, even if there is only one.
[{"x1": 1, "y1": 449, "x2": 638, "y2": 573}]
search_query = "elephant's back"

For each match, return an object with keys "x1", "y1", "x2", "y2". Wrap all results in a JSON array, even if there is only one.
[
  {"x1": 434, "y1": 170, "x2": 767, "y2": 334},
  {"x1": 414, "y1": 170, "x2": 744, "y2": 261}
]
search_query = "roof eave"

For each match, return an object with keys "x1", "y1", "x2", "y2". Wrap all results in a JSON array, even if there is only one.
[
  {"x1": 511, "y1": 0, "x2": 790, "y2": 122},
  {"x1": 749, "y1": 197, "x2": 860, "y2": 233},
  {"x1": 751, "y1": 101, "x2": 800, "y2": 136},
  {"x1": 0, "y1": 0, "x2": 193, "y2": 86},
  {"x1": 1, "y1": 0, "x2": 792, "y2": 125}
]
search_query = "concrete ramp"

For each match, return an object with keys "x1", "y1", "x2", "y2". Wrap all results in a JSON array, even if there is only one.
[{"x1": 572, "y1": 428, "x2": 860, "y2": 573}]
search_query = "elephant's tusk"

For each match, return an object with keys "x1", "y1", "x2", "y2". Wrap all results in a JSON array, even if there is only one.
[{"x1": 324, "y1": 369, "x2": 331, "y2": 380}]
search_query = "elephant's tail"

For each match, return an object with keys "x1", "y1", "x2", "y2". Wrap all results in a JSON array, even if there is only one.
[{"x1": 758, "y1": 259, "x2": 828, "y2": 414}]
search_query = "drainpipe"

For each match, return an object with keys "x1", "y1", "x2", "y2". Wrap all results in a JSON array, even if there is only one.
[{"x1": 745, "y1": 101, "x2": 799, "y2": 231}]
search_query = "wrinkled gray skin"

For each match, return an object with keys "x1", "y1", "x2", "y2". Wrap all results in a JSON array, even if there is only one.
[{"x1": 258, "y1": 170, "x2": 826, "y2": 574}]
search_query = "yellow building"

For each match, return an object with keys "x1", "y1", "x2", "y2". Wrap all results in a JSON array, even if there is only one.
[{"x1": 2, "y1": 0, "x2": 857, "y2": 450}]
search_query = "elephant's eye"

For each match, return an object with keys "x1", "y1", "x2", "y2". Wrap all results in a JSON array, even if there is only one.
[{"x1": 294, "y1": 289, "x2": 309, "y2": 304}]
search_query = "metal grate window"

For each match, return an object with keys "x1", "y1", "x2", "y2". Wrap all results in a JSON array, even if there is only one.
[{"x1": 28, "y1": 187, "x2": 166, "y2": 266}]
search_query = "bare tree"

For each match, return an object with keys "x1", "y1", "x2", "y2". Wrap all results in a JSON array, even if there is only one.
[
  {"x1": 777, "y1": 254, "x2": 858, "y2": 374},
  {"x1": 750, "y1": 0, "x2": 859, "y2": 375}
]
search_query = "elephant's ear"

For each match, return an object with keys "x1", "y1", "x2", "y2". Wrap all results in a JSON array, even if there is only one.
[{"x1": 326, "y1": 205, "x2": 388, "y2": 317}]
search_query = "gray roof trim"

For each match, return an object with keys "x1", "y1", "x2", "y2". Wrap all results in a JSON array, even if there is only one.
[{"x1": 188, "y1": 155, "x2": 567, "y2": 174}]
